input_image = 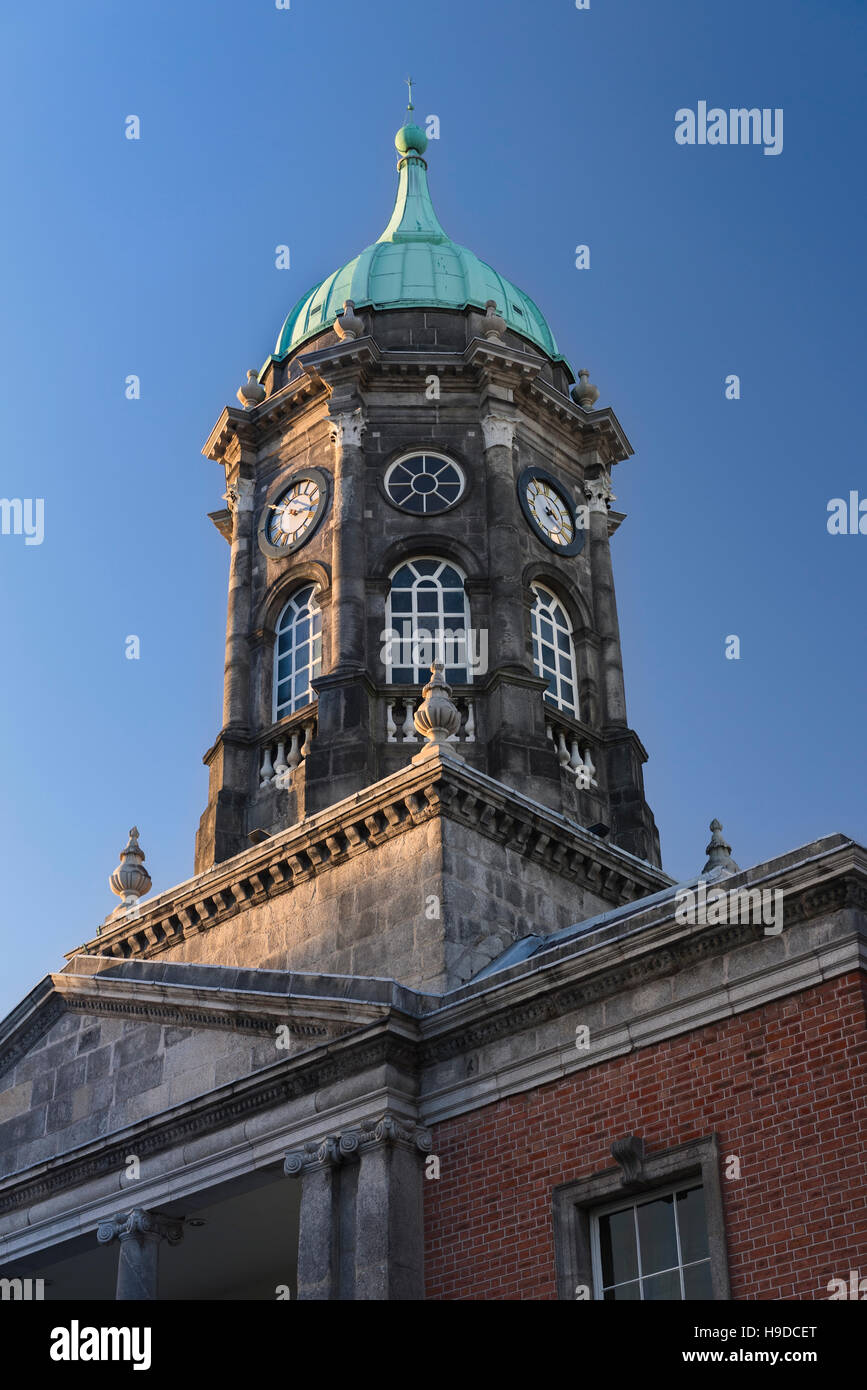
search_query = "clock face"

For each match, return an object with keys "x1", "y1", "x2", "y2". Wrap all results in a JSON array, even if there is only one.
[
  {"x1": 517, "y1": 468, "x2": 585, "y2": 556},
  {"x1": 258, "y1": 470, "x2": 329, "y2": 558}
]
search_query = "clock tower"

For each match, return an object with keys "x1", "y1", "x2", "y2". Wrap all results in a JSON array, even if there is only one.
[{"x1": 195, "y1": 112, "x2": 661, "y2": 885}]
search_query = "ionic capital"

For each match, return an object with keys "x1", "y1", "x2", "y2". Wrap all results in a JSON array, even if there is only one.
[
  {"x1": 481, "y1": 415, "x2": 517, "y2": 451},
  {"x1": 583, "y1": 469, "x2": 616, "y2": 513},
  {"x1": 223, "y1": 476, "x2": 256, "y2": 514},
  {"x1": 96, "y1": 1208, "x2": 184, "y2": 1247},
  {"x1": 328, "y1": 410, "x2": 366, "y2": 450}
]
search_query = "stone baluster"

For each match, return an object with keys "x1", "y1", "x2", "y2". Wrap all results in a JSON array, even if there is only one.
[
  {"x1": 401, "y1": 701, "x2": 416, "y2": 743},
  {"x1": 259, "y1": 745, "x2": 274, "y2": 788},
  {"x1": 287, "y1": 731, "x2": 302, "y2": 771},
  {"x1": 386, "y1": 701, "x2": 397, "y2": 743},
  {"x1": 465, "y1": 701, "x2": 476, "y2": 743},
  {"x1": 273, "y1": 740, "x2": 288, "y2": 787}
]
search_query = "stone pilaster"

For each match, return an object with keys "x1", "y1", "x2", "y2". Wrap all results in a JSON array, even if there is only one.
[
  {"x1": 481, "y1": 412, "x2": 527, "y2": 674},
  {"x1": 303, "y1": 408, "x2": 377, "y2": 812},
  {"x1": 285, "y1": 1112, "x2": 431, "y2": 1301},
  {"x1": 584, "y1": 468, "x2": 627, "y2": 727},
  {"x1": 96, "y1": 1208, "x2": 184, "y2": 1301},
  {"x1": 352, "y1": 1113, "x2": 431, "y2": 1301},
  {"x1": 481, "y1": 410, "x2": 560, "y2": 802},
  {"x1": 327, "y1": 409, "x2": 367, "y2": 673}
]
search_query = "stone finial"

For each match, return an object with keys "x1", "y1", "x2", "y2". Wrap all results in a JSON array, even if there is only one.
[
  {"x1": 482, "y1": 299, "x2": 507, "y2": 341},
  {"x1": 334, "y1": 299, "x2": 365, "y2": 341},
  {"x1": 236, "y1": 369, "x2": 266, "y2": 410},
  {"x1": 572, "y1": 368, "x2": 600, "y2": 410},
  {"x1": 702, "y1": 819, "x2": 740, "y2": 876},
  {"x1": 411, "y1": 662, "x2": 464, "y2": 763},
  {"x1": 109, "y1": 827, "x2": 152, "y2": 910}
]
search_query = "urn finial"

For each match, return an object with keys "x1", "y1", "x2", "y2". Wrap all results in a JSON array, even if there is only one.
[
  {"x1": 411, "y1": 662, "x2": 464, "y2": 763},
  {"x1": 334, "y1": 299, "x2": 365, "y2": 341},
  {"x1": 572, "y1": 368, "x2": 600, "y2": 410},
  {"x1": 109, "y1": 826, "x2": 152, "y2": 910},
  {"x1": 702, "y1": 819, "x2": 740, "y2": 876},
  {"x1": 237, "y1": 369, "x2": 266, "y2": 409},
  {"x1": 482, "y1": 299, "x2": 507, "y2": 341}
]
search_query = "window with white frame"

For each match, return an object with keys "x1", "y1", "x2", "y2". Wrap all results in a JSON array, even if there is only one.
[
  {"x1": 531, "y1": 583, "x2": 578, "y2": 716},
  {"x1": 273, "y1": 584, "x2": 322, "y2": 720},
  {"x1": 592, "y1": 1182, "x2": 712, "y2": 1301},
  {"x1": 386, "y1": 558, "x2": 471, "y2": 685}
]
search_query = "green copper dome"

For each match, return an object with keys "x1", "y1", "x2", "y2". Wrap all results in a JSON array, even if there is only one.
[{"x1": 271, "y1": 124, "x2": 564, "y2": 365}]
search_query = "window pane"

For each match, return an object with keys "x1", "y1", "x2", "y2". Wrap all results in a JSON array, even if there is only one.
[
  {"x1": 636, "y1": 1194, "x2": 678, "y2": 1276},
  {"x1": 683, "y1": 1261, "x2": 713, "y2": 1300},
  {"x1": 417, "y1": 589, "x2": 439, "y2": 613},
  {"x1": 443, "y1": 591, "x2": 466, "y2": 614},
  {"x1": 392, "y1": 667, "x2": 413, "y2": 685},
  {"x1": 642, "y1": 1269, "x2": 681, "y2": 1301},
  {"x1": 413, "y1": 560, "x2": 439, "y2": 576},
  {"x1": 293, "y1": 670, "x2": 309, "y2": 696},
  {"x1": 604, "y1": 1281, "x2": 640, "y2": 1301},
  {"x1": 540, "y1": 619, "x2": 554, "y2": 645},
  {"x1": 677, "y1": 1187, "x2": 710, "y2": 1265},
  {"x1": 391, "y1": 566, "x2": 414, "y2": 587},
  {"x1": 294, "y1": 618, "x2": 310, "y2": 645},
  {"x1": 599, "y1": 1206, "x2": 638, "y2": 1287},
  {"x1": 391, "y1": 592, "x2": 413, "y2": 613},
  {"x1": 277, "y1": 655, "x2": 293, "y2": 681}
]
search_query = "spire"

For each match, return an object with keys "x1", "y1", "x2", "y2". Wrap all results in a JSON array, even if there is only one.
[{"x1": 378, "y1": 86, "x2": 449, "y2": 246}]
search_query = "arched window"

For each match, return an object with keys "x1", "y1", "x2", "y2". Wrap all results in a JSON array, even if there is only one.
[
  {"x1": 386, "y1": 558, "x2": 472, "y2": 685},
  {"x1": 274, "y1": 584, "x2": 322, "y2": 720},
  {"x1": 531, "y1": 583, "x2": 579, "y2": 716}
]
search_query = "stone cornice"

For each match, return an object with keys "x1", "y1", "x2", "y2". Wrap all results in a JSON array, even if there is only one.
[{"x1": 65, "y1": 755, "x2": 672, "y2": 965}]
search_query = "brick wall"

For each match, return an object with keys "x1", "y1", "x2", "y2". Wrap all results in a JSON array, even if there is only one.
[{"x1": 424, "y1": 972, "x2": 867, "y2": 1300}]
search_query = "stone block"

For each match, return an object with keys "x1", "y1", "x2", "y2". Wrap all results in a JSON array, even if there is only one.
[{"x1": 114, "y1": 1056, "x2": 164, "y2": 1101}]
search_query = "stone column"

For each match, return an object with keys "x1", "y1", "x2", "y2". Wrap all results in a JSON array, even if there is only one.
[
  {"x1": 96, "y1": 1208, "x2": 183, "y2": 1301},
  {"x1": 222, "y1": 474, "x2": 256, "y2": 729},
  {"x1": 481, "y1": 413, "x2": 528, "y2": 674},
  {"x1": 353, "y1": 1114, "x2": 431, "y2": 1302},
  {"x1": 328, "y1": 408, "x2": 367, "y2": 674},
  {"x1": 584, "y1": 468, "x2": 627, "y2": 727},
  {"x1": 284, "y1": 1137, "x2": 343, "y2": 1301}
]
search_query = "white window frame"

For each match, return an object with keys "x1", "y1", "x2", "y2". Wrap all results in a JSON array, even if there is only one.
[
  {"x1": 531, "y1": 583, "x2": 579, "y2": 717},
  {"x1": 385, "y1": 557, "x2": 472, "y2": 685},
  {"x1": 590, "y1": 1180, "x2": 712, "y2": 1302},
  {"x1": 273, "y1": 584, "x2": 323, "y2": 721}
]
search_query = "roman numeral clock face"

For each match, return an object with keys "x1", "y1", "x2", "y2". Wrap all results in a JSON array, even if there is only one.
[
  {"x1": 517, "y1": 467, "x2": 585, "y2": 557},
  {"x1": 257, "y1": 470, "x2": 329, "y2": 558}
]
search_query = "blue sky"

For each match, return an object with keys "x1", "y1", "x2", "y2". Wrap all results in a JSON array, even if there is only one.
[{"x1": 0, "y1": 0, "x2": 864, "y2": 1016}]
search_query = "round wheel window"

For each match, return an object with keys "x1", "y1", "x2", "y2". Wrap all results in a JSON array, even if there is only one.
[{"x1": 383, "y1": 452, "x2": 466, "y2": 515}]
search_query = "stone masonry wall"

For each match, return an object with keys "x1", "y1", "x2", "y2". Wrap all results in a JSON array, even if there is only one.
[{"x1": 423, "y1": 972, "x2": 867, "y2": 1300}]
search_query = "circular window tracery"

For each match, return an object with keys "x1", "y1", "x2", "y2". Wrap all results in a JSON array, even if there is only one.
[{"x1": 384, "y1": 452, "x2": 466, "y2": 515}]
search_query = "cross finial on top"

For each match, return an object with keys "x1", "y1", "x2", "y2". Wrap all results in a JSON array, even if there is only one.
[{"x1": 405, "y1": 75, "x2": 414, "y2": 112}]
